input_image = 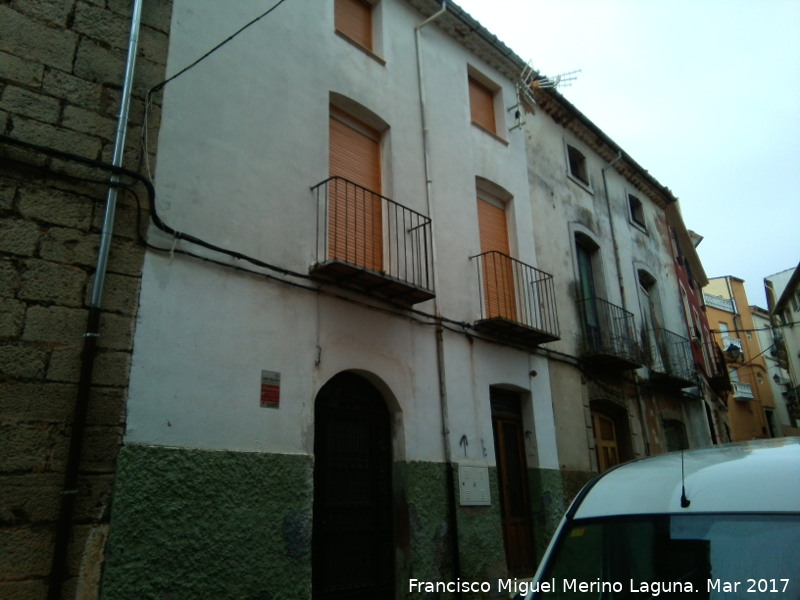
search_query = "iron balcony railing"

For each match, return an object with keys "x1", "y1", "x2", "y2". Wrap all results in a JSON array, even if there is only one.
[
  {"x1": 732, "y1": 381, "x2": 755, "y2": 400},
  {"x1": 311, "y1": 176, "x2": 434, "y2": 298},
  {"x1": 577, "y1": 297, "x2": 644, "y2": 367},
  {"x1": 703, "y1": 292, "x2": 736, "y2": 313},
  {"x1": 704, "y1": 339, "x2": 732, "y2": 392},
  {"x1": 645, "y1": 327, "x2": 695, "y2": 384},
  {"x1": 471, "y1": 251, "x2": 560, "y2": 342}
]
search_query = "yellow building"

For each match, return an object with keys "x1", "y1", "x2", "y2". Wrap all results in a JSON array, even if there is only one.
[{"x1": 704, "y1": 277, "x2": 779, "y2": 440}]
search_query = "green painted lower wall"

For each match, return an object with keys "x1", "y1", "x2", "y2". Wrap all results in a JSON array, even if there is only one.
[
  {"x1": 101, "y1": 446, "x2": 578, "y2": 599},
  {"x1": 101, "y1": 445, "x2": 314, "y2": 600}
]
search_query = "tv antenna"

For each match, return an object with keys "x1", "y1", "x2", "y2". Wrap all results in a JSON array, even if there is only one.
[{"x1": 509, "y1": 63, "x2": 581, "y2": 131}]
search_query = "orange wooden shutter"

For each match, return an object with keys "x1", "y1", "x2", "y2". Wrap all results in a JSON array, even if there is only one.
[
  {"x1": 477, "y1": 198, "x2": 516, "y2": 320},
  {"x1": 335, "y1": 0, "x2": 372, "y2": 50},
  {"x1": 329, "y1": 108, "x2": 382, "y2": 271},
  {"x1": 469, "y1": 76, "x2": 496, "y2": 133}
]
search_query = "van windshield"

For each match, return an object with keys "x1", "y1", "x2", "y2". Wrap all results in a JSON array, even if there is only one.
[{"x1": 533, "y1": 514, "x2": 799, "y2": 599}]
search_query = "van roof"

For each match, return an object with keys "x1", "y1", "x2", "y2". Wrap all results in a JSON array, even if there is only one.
[{"x1": 574, "y1": 437, "x2": 800, "y2": 518}]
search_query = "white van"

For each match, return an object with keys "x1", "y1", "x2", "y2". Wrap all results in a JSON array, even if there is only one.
[{"x1": 522, "y1": 437, "x2": 800, "y2": 599}]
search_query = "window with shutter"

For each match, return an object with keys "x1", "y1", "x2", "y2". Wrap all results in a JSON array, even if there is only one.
[
  {"x1": 328, "y1": 107, "x2": 382, "y2": 272},
  {"x1": 469, "y1": 75, "x2": 497, "y2": 134},
  {"x1": 335, "y1": 0, "x2": 373, "y2": 51}
]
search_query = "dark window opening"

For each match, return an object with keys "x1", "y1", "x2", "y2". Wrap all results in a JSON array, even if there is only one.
[
  {"x1": 567, "y1": 145, "x2": 589, "y2": 186},
  {"x1": 628, "y1": 194, "x2": 646, "y2": 229}
]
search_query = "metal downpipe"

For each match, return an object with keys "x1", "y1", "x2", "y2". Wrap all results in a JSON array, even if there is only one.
[
  {"x1": 415, "y1": 1, "x2": 463, "y2": 590},
  {"x1": 47, "y1": 1, "x2": 143, "y2": 597}
]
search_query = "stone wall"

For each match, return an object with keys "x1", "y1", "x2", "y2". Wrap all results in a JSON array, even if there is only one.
[{"x1": 0, "y1": 1, "x2": 171, "y2": 598}]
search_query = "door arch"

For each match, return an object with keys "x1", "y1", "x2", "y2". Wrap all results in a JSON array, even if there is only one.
[{"x1": 312, "y1": 372, "x2": 393, "y2": 599}]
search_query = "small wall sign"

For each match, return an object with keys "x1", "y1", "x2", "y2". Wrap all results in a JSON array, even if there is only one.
[{"x1": 260, "y1": 371, "x2": 280, "y2": 409}]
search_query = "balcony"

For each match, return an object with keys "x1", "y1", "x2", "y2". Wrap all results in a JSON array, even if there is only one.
[
  {"x1": 645, "y1": 328, "x2": 696, "y2": 388},
  {"x1": 706, "y1": 340, "x2": 733, "y2": 393},
  {"x1": 577, "y1": 297, "x2": 645, "y2": 370},
  {"x1": 703, "y1": 292, "x2": 736, "y2": 313},
  {"x1": 721, "y1": 336, "x2": 743, "y2": 361},
  {"x1": 470, "y1": 251, "x2": 560, "y2": 347},
  {"x1": 310, "y1": 177, "x2": 434, "y2": 305},
  {"x1": 732, "y1": 381, "x2": 755, "y2": 401}
]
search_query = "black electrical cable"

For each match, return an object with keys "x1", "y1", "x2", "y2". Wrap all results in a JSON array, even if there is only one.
[{"x1": 149, "y1": 0, "x2": 291, "y2": 95}]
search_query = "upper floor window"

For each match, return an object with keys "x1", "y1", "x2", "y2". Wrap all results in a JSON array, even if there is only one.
[
  {"x1": 335, "y1": 0, "x2": 374, "y2": 52},
  {"x1": 628, "y1": 194, "x2": 646, "y2": 230},
  {"x1": 468, "y1": 72, "x2": 499, "y2": 136},
  {"x1": 566, "y1": 145, "x2": 589, "y2": 187}
]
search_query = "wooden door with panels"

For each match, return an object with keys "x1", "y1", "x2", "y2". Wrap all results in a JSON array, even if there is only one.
[
  {"x1": 477, "y1": 197, "x2": 516, "y2": 320},
  {"x1": 329, "y1": 107, "x2": 382, "y2": 272},
  {"x1": 491, "y1": 389, "x2": 535, "y2": 576},
  {"x1": 592, "y1": 411, "x2": 620, "y2": 472}
]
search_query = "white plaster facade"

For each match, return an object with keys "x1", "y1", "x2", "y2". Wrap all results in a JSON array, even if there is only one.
[
  {"x1": 114, "y1": 1, "x2": 722, "y2": 594},
  {"x1": 128, "y1": 0, "x2": 560, "y2": 496}
]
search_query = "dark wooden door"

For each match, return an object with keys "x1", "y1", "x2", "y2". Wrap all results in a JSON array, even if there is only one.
[
  {"x1": 313, "y1": 372, "x2": 393, "y2": 599},
  {"x1": 491, "y1": 389, "x2": 535, "y2": 576}
]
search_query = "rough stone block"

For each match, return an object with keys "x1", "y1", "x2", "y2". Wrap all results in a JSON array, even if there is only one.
[
  {"x1": 0, "y1": 343, "x2": 48, "y2": 379},
  {"x1": 0, "y1": 578, "x2": 49, "y2": 600},
  {"x1": 0, "y1": 381, "x2": 75, "y2": 423},
  {"x1": 46, "y1": 345, "x2": 83, "y2": 383},
  {"x1": 62, "y1": 105, "x2": 118, "y2": 141},
  {"x1": 80, "y1": 426, "x2": 125, "y2": 473},
  {"x1": 39, "y1": 227, "x2": 101, "y2": 267},
  {"x1": 12, "y1": 0, "x2": 72, "y2": 28},
  {"x1": 0, "y1": 6, "x2": 78, "y2": 71},
  {"x1": 42, "y1": 68, "x2": 103, "y2": 112},
  {"x1": 97, "y1": 311, "x2": 134, "y2": 351},
  {"x1": 73, "y1": 38, "x2": 125, "y2": 88},
  {"x1": 0, "y1": 179, "x2": 17, "y2": 210},
  {"x1": 0, "y1": 218, "x2": 40, "y2": 256},
  {"x1": 91, "y1": 351, "x2": 132, "y2": 387},
  {"x1": 0, "y1": 298, "x2": 26, "y2": 338},
  {"x1": 0, "y1": 50, "x2": 44, "y2": 88},
  {"x1": 10, "y1": 117, "x2": 102, "y2": 163},
  {"x1": 0, "y1": 525, "x2": 55, "y2": 579},
  {"x1": 19, "y1": 259, "x2": 88, "y2": 306},
  {"x1": 89, "y1": 272, "x2": 140, "y2": 315},
  {"x1": 0, "y1": 85, "x2": 61, "y2": 124},
  {"x1": 0, "y1": 422, "x2": 67, "y2": 473},
  {"x1": 23, "y1": 305, "x2": 88, "y2": 345},
  {"x1": 106, "y1": 238, "x2": 145, "y2": 275},
  {"x1": 86, "y1": 386, "x2": 126, "y2": 426},
  {"x1": 0, "y1": 473, "x2": 62, "y2": 524},
  {"x1": 0, "y1": 260, "x2": 20, "y2": 298},
  {"x1": 73, "y1": 2, "x2": 131, "y2": 50},
  {"x1": 109, "y1": 0, "x2": 173, "y2": 34}
]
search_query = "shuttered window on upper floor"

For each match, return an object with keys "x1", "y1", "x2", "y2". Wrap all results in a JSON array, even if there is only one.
[
  {"x1": 469, "y1": 75, "x2": 497, "y2": 134},
  {"x1": 335, "y1": 0, "x2": 373, "y2": 51}
]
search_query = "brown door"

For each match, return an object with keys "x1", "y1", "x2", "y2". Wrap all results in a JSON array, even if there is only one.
[
  {"x1": 477, "y1": 197, "x2": 516, "y2": 320},
  {"x1": 593, "y1": 411, "x2": 620, "y2": 472},
  {"x1": 313, "y1": 372, "x2": 393, "y2": 599},
  {"x1": 329, "y1": 108, "x2": 382, "y2": 271},
  {"x1": 491, "y1": 389, "x2": 535, "y2": 576}
]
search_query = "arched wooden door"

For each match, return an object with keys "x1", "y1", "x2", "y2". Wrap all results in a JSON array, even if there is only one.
[
  {"x1": 491, "y1": 389, "x2": 535, "y2": 576},
  {"x1": 313, "y1": 372, "x2": 393, "y2": 599}
]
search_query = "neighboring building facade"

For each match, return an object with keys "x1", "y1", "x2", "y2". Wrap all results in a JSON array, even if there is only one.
[
  {"x1": 0, "y1": 1, "x2": 171, "y2": 599},
  {"x1": 704, "y1": 277, "x2": 778, "y2": 441},
  {"x1": 524, "y1": 86, "x2": 716, "y2": 485},
  {"x1": 751, "y1": 305, "x2": 798, "y2": 436},
  {"x1": 766, "y1": 263, "x2": 800, "y2": 432}
]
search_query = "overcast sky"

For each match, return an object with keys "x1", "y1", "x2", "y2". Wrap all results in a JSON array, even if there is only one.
[{"x1": 454, "y1": 0, "x2": 799, "y2": 306}]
